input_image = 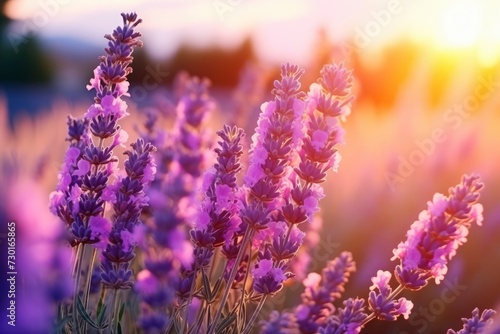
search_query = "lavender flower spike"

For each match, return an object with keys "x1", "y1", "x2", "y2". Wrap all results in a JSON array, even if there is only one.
[
  {"x1": 367, "y1": 270, "x2": 413, "y2": 321},
  {"x1": 447, "y1": 308, "x2": 496, "y2": 334},
  {"x1": 49, "y1": 13, "x2": 151, "y2": 333},
  {"x1": 260, "y1": 311, "x2": 300, "y2": 334},
  {"x1": 392, "y1": 173, "x2": 484, "y2": 290},
  {"x1": 296, "y1": 251, "x2": 356, "y2": 333},
  {"x1": 319, "y1": 298, "x2": 367, "y2": 334}
]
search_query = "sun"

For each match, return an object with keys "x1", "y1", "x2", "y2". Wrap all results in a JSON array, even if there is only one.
[{"x1": 436, "y1": 1, "x2": 483, "y2": 49}]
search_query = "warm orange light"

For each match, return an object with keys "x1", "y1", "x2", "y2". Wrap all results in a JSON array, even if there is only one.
[{"x1": 3, "y1": 0, "x2": 38, "y2": 20}]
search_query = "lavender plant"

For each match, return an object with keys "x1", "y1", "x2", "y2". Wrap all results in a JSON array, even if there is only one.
[
  {"x1": 135, "y1": 74, "x2": 215, "y2": 333},
  {"x1": 151, "y1": 62, "x2": 355, "y2": 334},
  {"x1": 259, "y1": 174, "x2": 494, "y2": 334},
  {"x1": 45, "y1": 12, "x2": 498, "y2": 334},
  {"x1": 49, "y1": 13, "x2": 156, "y2": 333}
]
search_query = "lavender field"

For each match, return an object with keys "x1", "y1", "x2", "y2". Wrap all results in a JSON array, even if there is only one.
[{"x1": 1, "y1": 1, "x2": 500, "y2": 334}]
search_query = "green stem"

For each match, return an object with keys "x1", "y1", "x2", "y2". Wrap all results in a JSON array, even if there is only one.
[
  {"x1": 72, "y1": 243, "x2": 85, "y2": 334},
  {"x1": 241, "y1": 295, "x2": 267, "y2": 334},
  {"x1": 208, "y1": 228, "x2": 253, "y2": 334},
  {"x1": 111, "y1": 289, "x2": 120, "y2": 334},
  {"x1": 237, "y1": 240, "x2": 254, "y2": 317},
  {"x1": 83, "y1": 247, "x2": 97, "y2": 310},
  {"x1": 180, "y1": 268, "x2": 198, "y2": 333},
  {"x1": 360, "y1": 284, "x2": 406, "y2": 327}
]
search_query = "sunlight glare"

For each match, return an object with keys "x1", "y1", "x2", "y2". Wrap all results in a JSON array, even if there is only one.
[{"x1": 437, "y1": 1, "x2": 483, "y2": 49}]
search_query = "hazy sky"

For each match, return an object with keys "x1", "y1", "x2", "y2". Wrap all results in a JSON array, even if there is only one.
[{"x1": 5, "y1": 0, "x2": 500, "y2": 65}]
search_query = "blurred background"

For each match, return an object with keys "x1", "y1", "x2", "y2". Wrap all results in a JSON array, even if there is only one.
[{"x1": 1, "y1": 0, "x2": 500, "y2": 333}]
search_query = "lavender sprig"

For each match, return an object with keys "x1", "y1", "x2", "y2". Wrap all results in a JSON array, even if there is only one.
[
  {"x1": 296, "y1": 251, "x2": 357, "y2": 333},
  {"x1": 359, "y1": 174, "x2": 485, "y2": 329},
  {"x1": 135, "y1": 74, "x2": 215, "y2": 333},
  {"x1": 447, "y1": 308, "x2": 496, "y2": 334},
  {"x1": 49, "y1": 13, "x2": 151, "y2": 333},
  {"x1": 260, "y1": 311, "x2": 300, "y2": 334}
]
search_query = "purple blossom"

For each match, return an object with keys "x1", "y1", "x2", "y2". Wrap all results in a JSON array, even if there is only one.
[
  {"x1": 392, "y1": 174, "x2": 484, "y2": 289},
  {"x1": 135, "y1": 73, "x2": 216, "y2": 332},
  {"x1": 296, "y1": 251, "x2": 357, "y2": 333},
  {"x1": 260, "y1": 311, "x2": 300, "y2": 334},
  {"x1": 447, "y1": 308, "x2": 496, "y2": 334},
  {"x1": 101, "y1": 138, "x2": 156, "y2": 289},
  {"x1": 252, "y1": 258, "x2": 291, "y2": 295},
  {"x1": 367, "y1": 270, "x2": 413, "y2": 321},
  {"x1": 319, "y1": 298, "x2": 367, "y2": 334},
  {"x1": 50, "y1": 13, "x2": 145, "y2": 253}
]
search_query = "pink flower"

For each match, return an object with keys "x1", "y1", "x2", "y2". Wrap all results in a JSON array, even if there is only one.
[
  {"x1": 74, "y1": 159, "x2": 90, "y2": 177},
  {"x1": 69, "y1": 185, "x2": 82, "y2": 211},
  {"x1": 252, "y1": 145, "x2": 268, "y2": 165},
  {"x1": 428, "y1": 193, "x2": 448, "y2": 216},
  {"x1": 89, "y1": 216, "x2": 112, "y2": 249},
  {"x1": 115, "y1": 81, "x2": 130, "y2": 97},
  {"x1": 215, "y1": 184, "x2": 231, "y2": 207},
  {"x1": 48, "y1": 191, "x2": 65, "y2": 215},
  {"x1": 261, "y1": 100, "x2": 276, "y2": 118},
  {"x1": 303, "y1": 196, "x2": 319, "y2": 217},
  {"x1": 86, "y1": 66, "x2": 102, "y2": 91},
  {"x1": 101, "y1": 95, "x2": 129, "y2": 119},
  {"x1": 121, "y1": 229, "x2": 136, "y2": 252},
  {"x1": 142, "y1": 157, "x2": 157, "y2": 184},
  {"x1": 471, "y1": 203, "x2": 484, "y2": 226},
  {"x1": 201, "y1": 168, "x2": 216, "y2": 193},
  {"x1": 245, "y1": 163, "x2": 265, "y2": 187},
  {"x1": 252, "y1": 259, "x2": 274, "y2": 279},
  {"x1": 112, "y1": 129, "x2": 129, "y2": 148},
  {"x1": 303, "y1": 272, "x2": 321, "y2": 289},
  {"x1": 395, "y1": 298, "x2": 413, "y2": 320},
  {"x1": 370, "y1": 270, "x2": 392, "y2": 296},
  {"x1": 311, "y1": 130, "x2": 328, "y2": 150},
  {"x1": 196, "y1": 211, "x2": 210, "y2": 230},
  {"x1": 85, "y1": 104, "x2": 103, "y2": 119},
  {"x1": 102, "y1": 181, "x2": 120, "y2": 203},
  {"x1": 332, "y1": 151, "x2": 342, "y2": 172},
  {"x1": 64, "y1": 147, "x2": 80, "y2": 166}
]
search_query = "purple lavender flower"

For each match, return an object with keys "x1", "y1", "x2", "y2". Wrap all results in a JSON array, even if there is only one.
[
  {"x1": 319, "y1": 298, "x2": 367, "y2": 334},
  {"x1": 260, "y1": 311, "x2": 300, "y2": 334},
  {"x1": 100, "y1": 138, "x2": 156, "y2": 290},
  {"x1": 367, "y1": 270, "x2": 413, "y2": 321},
  {"x1": 49, "y1": 13, "x2": 155, "y2": 333},
  {"x1": 295, "y1": 251, "x2": 356, "y2": 333},
  {"x1": 357, "y1": 174, "x2": 485, "y2": 330},
  {"x1": 135, "y1": 74, "x2": 216, "y2": 332},
  {"x1": 392, "y1": 174, "x2": 484, "y2": 290},
  {"x1": 193, "y1": 124, "x2": 245, "y2": 247},
  {"x1": 252, "y1": 258, "x2": 291, "y2": 295},
  {"x1": 50, "y1": 12, "x2": 144, "y2": 250},
  {"x1": 447, "y1": 308, "x2": 496, "y2": 334}
]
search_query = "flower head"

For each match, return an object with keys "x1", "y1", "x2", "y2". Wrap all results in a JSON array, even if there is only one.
[
  {"x1": 447, "y1": 308, "x2": 496, "y2": 334},
  {"x1": 368, "y1": 271, "x2": 413, "y2": 321},
  {"x1": 392, "y1": 174, "x2": 484, "y2": 288}
]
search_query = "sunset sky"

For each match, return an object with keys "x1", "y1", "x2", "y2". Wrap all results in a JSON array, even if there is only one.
[{"x1": 5, "y1": 0, "x2": 500, "y2": 66}]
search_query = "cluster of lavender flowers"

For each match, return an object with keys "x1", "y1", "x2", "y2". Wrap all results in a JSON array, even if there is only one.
[
  {"x1": 152, "y1": 62, "x2": 357, "y2": 334},
  {"x1": 135, "y1": 75, "x2": 215, "y2": 333},
  {"x1": 260, "y1": 174, "x2": 494, "y2": 333},
  {"x1": 49, "y1": 13, "x2": 156, "y2": 333},
  {"x1": 46, "y1": 12, "x2": 497, "y2": 334}
]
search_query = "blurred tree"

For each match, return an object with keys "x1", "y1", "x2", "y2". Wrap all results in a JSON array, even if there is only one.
[
  {"x1": 0, "y1": 0, "x2": 10, "y2": 32},
  {"x1": 0, "y1": 0, "x2": 54, "y2": 85},
  {"x1": 352, "y1": 41, "x2": 421, "y2": 110},
  {"x1": 166, "y1": 36, "x2": 256, "y2": 87}
]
